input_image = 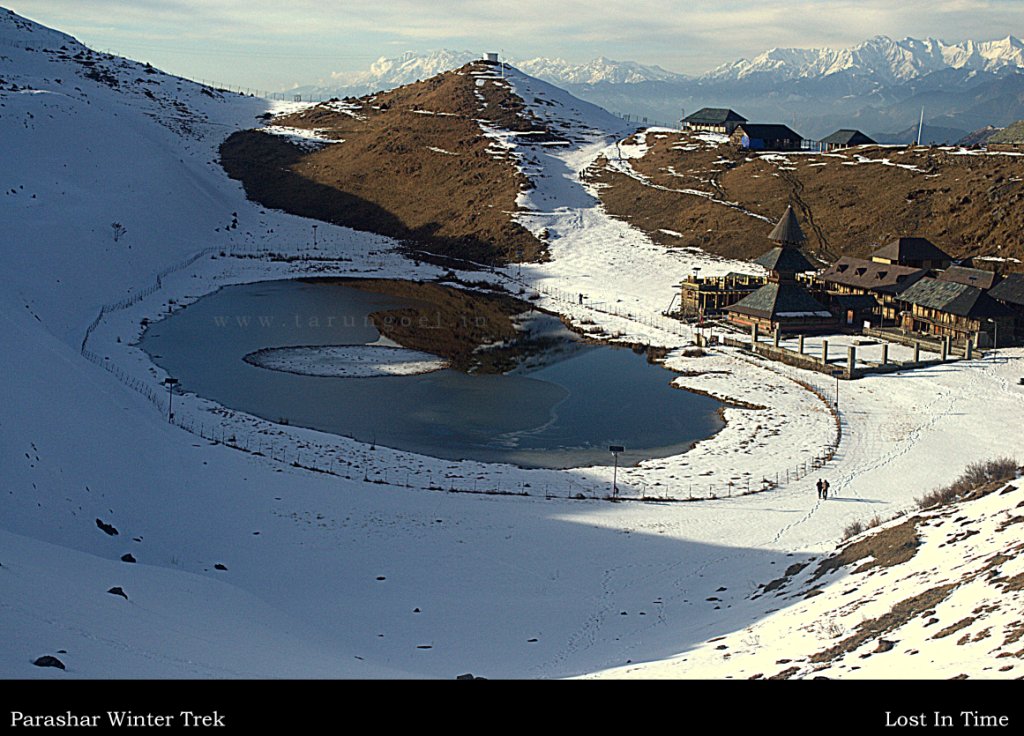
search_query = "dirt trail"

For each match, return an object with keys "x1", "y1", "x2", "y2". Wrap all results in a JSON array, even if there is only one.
[{"x1": 777, "y1": 168, "x2": 833, "y2": 263}]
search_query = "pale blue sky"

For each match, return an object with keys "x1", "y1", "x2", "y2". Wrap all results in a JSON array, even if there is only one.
[{"x1": 8, "y1": 1, "x2": 1024, "y2": 91}]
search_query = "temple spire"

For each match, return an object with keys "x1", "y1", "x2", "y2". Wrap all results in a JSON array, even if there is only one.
[{"x1": 768, "y1": 204, "x2": 806, "y2": 247}]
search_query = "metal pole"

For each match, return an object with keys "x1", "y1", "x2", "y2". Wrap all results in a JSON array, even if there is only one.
[
  {"x1": 164, "y1": 377, "x2": 179, "y2": 423},
  {"x1": 609, "y1": 445, "x2": 624, "y2": 497},
  {"x1": 613, "y1": 453, "x2": 619, "y2": 497}
]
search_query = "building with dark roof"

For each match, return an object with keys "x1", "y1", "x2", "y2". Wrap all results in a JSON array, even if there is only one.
[
  {"x1": 682, "y1": 108, "x2": 747, "y2": 135},
  {"x1": 818, "y1": 256, "x2": 927, "y2": 325},
  {"x1": 988, "y1": 273, "x2": 1024, "y2": 344},
  {"x1": 936, "y1": 265, "x2": 1001, "y2": 290},
  {"x1": 870, "y1": 237, "x2": 952, "y2": 270},
  {"x1": 898, "y1": 278, "x2": 1013, "y2": 347},
  {"x1": 989, "y1": 273, "x2": 1024, "y2": 306},
  {"x1": 727, "y1": 206, "x2": 835, "y2": 334},
  {"x1": 730, "y1": 124, "x2": 803, "y2": 151},
  {"x1": 819, "y1": 129, "x2": 876, "y2": 151}
]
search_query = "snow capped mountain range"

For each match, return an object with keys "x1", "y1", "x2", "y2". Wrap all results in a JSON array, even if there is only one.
[
  {"x1": 328, "y1": 48, "x2": 480, "y2": 88},
  {"x1": 293, "y1": 34, "x2": 1024, "y2": 97},
  {"x1": 291, "y1": 49, "x2": 685, "y2": 98},
  {"x1": 704, "y1": 34, "x2": 1024, "y2": 84},
  {"x1": 515, "y1": 55, "x2": 682, "y2": 85}
]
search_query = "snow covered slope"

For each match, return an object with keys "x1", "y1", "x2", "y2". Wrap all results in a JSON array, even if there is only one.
[
  {"x1": 593, "y1": 476, "x2": 1024, "y2": 679},
  {"x1": 0, "y1": 7, "x2": 273, "y2": 343}
]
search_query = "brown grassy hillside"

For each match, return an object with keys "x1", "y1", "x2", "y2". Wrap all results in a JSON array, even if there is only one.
[
  {"x1": 591, "y1": 131, "x2": 1024, "y2": 271},
  {"x1": 220, "y1": 62, "x2": 545, "y2": 265}
]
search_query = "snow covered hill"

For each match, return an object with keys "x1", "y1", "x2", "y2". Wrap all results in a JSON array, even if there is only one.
[
  {"x1": 593, "y1": 472, "x2": 1024, "y2": 679},
  {"x1": 2, "y1": 7, "x2": 1023, "y2": 682}
]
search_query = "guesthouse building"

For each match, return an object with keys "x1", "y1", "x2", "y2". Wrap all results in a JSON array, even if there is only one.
[
  {"x1": 818, "y1": 129, "x2": 876, "y2": 151},
  {"x1": 730, "y1": 124, "x2": 803, "y2": 151},
  {"x1": 898, "y1": 278, "x2": 1013, "y2": 348},
  {"x1": 870, "y1": 237, "x2": 952, "y2": 271},
  {"x1": 818, "y1": 256, "x2": 927, "y2": 326},
  {"x1": 682, "y1": 108, "x2": 747, "y2": 135}
]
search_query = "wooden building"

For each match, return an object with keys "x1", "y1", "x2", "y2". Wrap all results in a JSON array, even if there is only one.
[
  {"x1": 898, "y1": 278, "x2": 1013, "y2": 348},
  {"x1": 817, "y1": 256, "x2": 927, "y2": 326},
  {"x1": 936, "y1": 265, "x2": 1001, "y2": 290},
  {"x1": 870, "y1": 237, "x2": 952, "y2": 270},
  {"x1": 682, "y1": 108, "x2": 747, "y2": 135},
  {"x1": 727, "y1": 206, "x2": 836, "y2": 334},
  {"x1": 678, "y1": 272, "x2": 764, "y2": 318},
  {"x1": 988, "y1": 274, "x2": 1024, "y2": 344},
  {"x1": 819, "y1": 129, "x2": 876, "y2": 151},
  {"x1": 730, "y1": 124, "x2": 803, "y2": 151}
]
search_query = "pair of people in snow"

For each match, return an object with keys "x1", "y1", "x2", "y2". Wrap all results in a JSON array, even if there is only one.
[{"x1": 816, "y1": 478, "x2": 831, "y2": 499}]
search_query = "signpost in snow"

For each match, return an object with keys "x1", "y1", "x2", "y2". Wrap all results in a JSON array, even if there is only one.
[{"x1": 609, "y1": 445, "x2": 625, "y2": 497}]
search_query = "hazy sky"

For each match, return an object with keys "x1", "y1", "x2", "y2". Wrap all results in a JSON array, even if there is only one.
[{"x1": 8, "y1": 1, "x2": 1024, "y2": 91}]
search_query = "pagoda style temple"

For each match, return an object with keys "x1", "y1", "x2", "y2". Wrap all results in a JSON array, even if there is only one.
[{"x1": 726, "y1": 206, "x2": 837, "y2": 335}]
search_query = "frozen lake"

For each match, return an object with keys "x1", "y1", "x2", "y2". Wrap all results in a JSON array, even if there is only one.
[{"x1": 140, "y1": 279, "x2": 724, "y2": 468}]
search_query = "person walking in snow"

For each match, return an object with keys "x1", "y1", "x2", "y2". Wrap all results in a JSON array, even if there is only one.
[
  {"x1": 822, "y1": 479, "x2": 830, "y2": 500},
  {"x1": 816, "y1": 478, "x2": 824, "y2": 499}
]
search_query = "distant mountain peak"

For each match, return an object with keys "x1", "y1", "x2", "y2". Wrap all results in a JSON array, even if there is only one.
[
  {"x1": 286, "y1": 50, "x2": 687, "y2": 98},
  {"x1": 702, "y1": 33, "x2": 1024, "y2": 84}
]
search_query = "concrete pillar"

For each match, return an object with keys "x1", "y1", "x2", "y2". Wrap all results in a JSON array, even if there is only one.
[
  {"x1": 773, "y1": 329, "x2": 780, "y2": 348},
  {"x1": 914, "y1": 342, "x2": 921, "y2": 363},
  {"x1": 821, "y1": 339, "x2": 829, "y2": 365},
  {"x1": 798, "y1": 335, "x2": 805, "y2": 354},
  {"x1": 881, "y1": 343, "x2": 888, "y2": 365},
  {"x1": 940, "y1": 337, "x2": 948, "y2": 362},
  {"x1": 847, "y1": 346, "x2": 856, "y2": 377}
]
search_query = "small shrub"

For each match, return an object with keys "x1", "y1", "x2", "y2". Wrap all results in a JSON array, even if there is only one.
[
  {"x1": 813, "y1": 618, "x2": 845, "y2": 639},
  {"x1": 917, "y1": 456, "x2": 1019, "y2": 510},
  {"x1": 682, "y1": 347, "x2": 706, "y2": 358},
  {"x1": 842, "y1": 520, "x2": 864, "y2": 540}
]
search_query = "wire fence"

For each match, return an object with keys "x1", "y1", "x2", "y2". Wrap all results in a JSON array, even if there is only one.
[
  {"x1": 612, "y1": 112, "x2": 678, "y2": 130},
  {"x1": 80, "y1": 246, "x2": 220, "y2": 352}
]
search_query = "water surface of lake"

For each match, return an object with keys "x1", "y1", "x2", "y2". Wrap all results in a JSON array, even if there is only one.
[{"x1": 140, "y1": 279, "x2": 724, "y2": 468}]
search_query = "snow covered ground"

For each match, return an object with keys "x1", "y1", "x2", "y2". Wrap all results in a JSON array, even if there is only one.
[
  {"x1": 2, "y1": 9, "x2": 1023, "y2": 679},
  {"x1": 591, "y1": 477, "x2": 1024, "y2": 679}
]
